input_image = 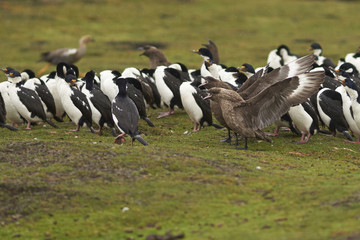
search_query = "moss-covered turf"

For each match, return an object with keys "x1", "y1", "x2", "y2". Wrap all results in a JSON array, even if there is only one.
[{"x1": 1, "y1": 1, "x2": 360, "y2": 239}]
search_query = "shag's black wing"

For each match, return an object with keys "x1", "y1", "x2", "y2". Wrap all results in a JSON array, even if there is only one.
[
  {"x1": 70, "y1": 88, "x2": 93, "y2": 123},
  {"x1": 318, "y1": 89, "x2": 349, "y2": 130},
  {"x1": 193, "y1": 87, "x2": 212, "y2": 125},
  {"x1": 0, "y1": 92, "x2": 7, "y2": 123},
  {"x1": 112, "y1": 96, "x2": 140, "y2": 137},
  {"x1": 34, "y1": 83, "x2": 57, "y2": 116},
  {"x1": 127, "y1": 83, "x2": 147, "y2": 119},
  {"x1": 18, "y1": 86, "x2": 47, "y2": 120},
  {"x1": 163, "y1": 68, "x2": 186, "y2": 108},
  {"x1": 90, "y1": 88, "x2": 114, "y2": 127}
]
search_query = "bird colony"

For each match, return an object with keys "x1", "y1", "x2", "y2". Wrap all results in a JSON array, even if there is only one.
[{"x1": 1, "y1": 38, "x2": 360, "y2": 150}]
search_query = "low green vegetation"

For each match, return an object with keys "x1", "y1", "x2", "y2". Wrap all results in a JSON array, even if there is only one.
[
  {"x1": 1, "y1": 111, "x2": 359, "y2": 240},
  {"x1": 1, "y1": 0, "x2": 360, "y2": 239}
]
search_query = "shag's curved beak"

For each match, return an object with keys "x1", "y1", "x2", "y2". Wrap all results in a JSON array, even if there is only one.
[
  {"x1": 237, "y1": 65, "x2": 246, "y2": 72},
  {"x1": 205, "y1": 59, "x2": 213, "y2": 65},
  {"x1": 191, "y1": 49, "x2": 199, "y2": 54},
  {"x1": 330, "y1": 66, "x2": 342, "y2": 77},
  {"x1": 332, "y1": 68, "x2": 346, "y2": 85},
  {"x1": 340, "y1": 79, "x2": 346, "y2": 86}
]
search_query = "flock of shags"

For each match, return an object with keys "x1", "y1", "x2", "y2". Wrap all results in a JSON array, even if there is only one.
[{"x1": 1, "y1": 36, "x2": 360, "y2": 150}]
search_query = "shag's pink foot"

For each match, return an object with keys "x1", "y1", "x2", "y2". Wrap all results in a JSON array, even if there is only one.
[
  {"x1": 322, "y1": 132, "x2": 336, "y2": 138},
  {"x1": 114, "y1": 137, "x2": 125, "y2": 145},
  {"x1": 192, "y1": 122, "x2": 201, "y2": 132},
  {"x1": 343, "y1": 138, "x2": 360, "y2": 144},
  {"x1": 25, "y1": 121, "x2": 31, "y2": 130},
  {"x1": 114, "y1": 133, "x2": 126, "y2": 145},
  {"x1": 70, "y1": 124, "x2": 81, "y2": 132},
  {"x1": 267, "y1": 126, "x2": 280, "y2": 136},
  {"x1": 94, "y1": 127, "x2": 102, "y2": 135},
  {"x1": 296, "y1": 133, "x2": 311, "y2": 144},
  {"x1": 157, "y1": 111, "x2": 174, "y2": 118},
  {"x1": 268, "y1": 132, "x2": 279, "y2": 136}
]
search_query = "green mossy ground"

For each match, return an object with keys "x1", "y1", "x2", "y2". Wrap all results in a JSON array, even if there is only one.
[{"x1": 1, "y1": 1, "x2": 360, "y2": 239}]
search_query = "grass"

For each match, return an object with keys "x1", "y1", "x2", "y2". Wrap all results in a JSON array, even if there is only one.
[
  {"x1": 1, "y1": 0, "x2": 360, "y2": 240},
  {"x1": 1, "y1": 111, "x2": 359, "y2": 240}
]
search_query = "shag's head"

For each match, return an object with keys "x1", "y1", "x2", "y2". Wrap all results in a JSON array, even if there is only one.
[
  {"x1": 8, "y1": 69, "x2": 21, "y2": 78},
  {"x1": 83, "y1": 70, "x2": 96, "y2": 90},
  {"x1": 341, "y1": 77, "x2": 358, "y2": 91},
  {"x1": 65, "y1": 73, "x2": 77, "y2": 86},
  {"x1": 276, "y1": 44, "x2": 290, "y2": 56},
  {"x1": 114, "y1": 76, "x2": 128, "y2": 96},
  {"x1": 310, "y1": 42, "x2": 322, "y2": 51},
  {"x1": 338, "y1": 62, "x2": 358, "y2": 77},
  {"x1": 56, "y1": 62, "x2": 70, "y2": 78},
  {"x1": 21, "y1": 69, "x2": 36, "y2": 80},
  {"x1": 1, "y1": 67, "x2": 15, "y2": 76},
  {"x1": 7, "y1": 69, "x2": 22, "y2": 84},
  {"x1": 239, "y1": 63, "x2": 255, "y2": 74},
  {"x1": 192, "y1": 48, "x2": 213, "y2": 60}
]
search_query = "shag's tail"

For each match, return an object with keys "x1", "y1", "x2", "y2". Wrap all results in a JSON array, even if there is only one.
[
  {"x1": 319, "y1": 129, "x2": 331, "y2": 134},
  {"x1": 46, "y1": 119, "x2": 58, "y2": 128},
  {"x1": 53, "y1": 115, "x2": 64, "y2": 122},
  {"x1": 343, "y1": 131, "x2": 354, "y2": 141},
  {"x1": 143, "y1": 117, "x2": 155, "y2": 127},
  {"x1": 134, "y1": 135, "x2": 149, "y2": 146},
  {"x1": 89, "y1": 126, "x2": 95, "y2": 134},
  {"x1": 290, "y1": 125, "x2": 301, "y2": 136},
  {"x1": 111, "y1": 128, "x2": 118, "y2": 137},
  {"x1": 211, "y1": 123, "x2": 224, "y2": 129},
  {"x1": 0, "y1": 123, "x2": 18, "y2": 131}
]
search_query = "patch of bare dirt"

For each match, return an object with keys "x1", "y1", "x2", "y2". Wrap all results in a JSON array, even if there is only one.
[
  {"x1": 0, "y1": 141, "x2": 143, "y2": 224},
  {"x1": 0, "y1": 181, "x2": 84, "y2": 225}
]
